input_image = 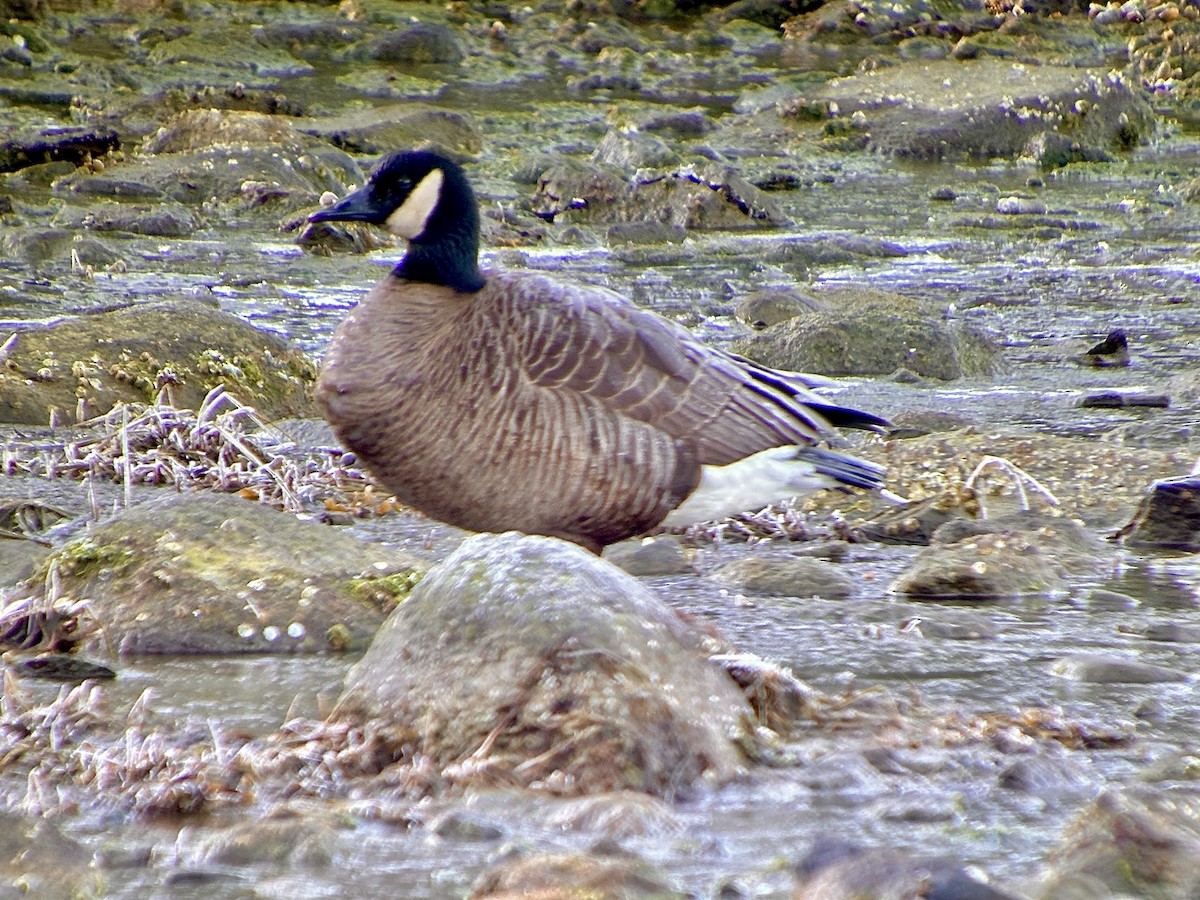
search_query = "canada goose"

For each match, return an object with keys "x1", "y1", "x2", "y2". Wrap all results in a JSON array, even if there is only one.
[{"x1": 308, "y1": 149, "x2": 890, "y2": 552}]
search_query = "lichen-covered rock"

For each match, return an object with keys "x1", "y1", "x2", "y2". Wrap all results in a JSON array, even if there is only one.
[
  {"x1": 0, "y1": 300, "x2": 316, "y2": 424},
  {"x1": 731, "y1": 287, "x2": 1004, "y2": 380},
  {"x1": 334, "y1": 532, "x2": 755, "y2": 798},
  {"x1": 24, "y1": 492, "x2": 423, "y2": 655}
]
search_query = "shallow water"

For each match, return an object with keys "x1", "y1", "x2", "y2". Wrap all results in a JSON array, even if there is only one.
[{"x1": 4, "y1": 68, "x2": 1200, "y2": 898}]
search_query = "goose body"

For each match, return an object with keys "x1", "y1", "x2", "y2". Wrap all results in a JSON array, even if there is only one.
[{"x1": 310, "y1": 150, "x2": 889, "y2": 552}]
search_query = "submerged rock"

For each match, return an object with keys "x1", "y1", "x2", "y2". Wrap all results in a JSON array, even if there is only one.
[
  {"x1": 732, "y1": 287, "x2": 1004, "y2": 380},
  {"x1": 1038, "y1": 787, "x2": 1200, "y2": 898},
  {"x1": 0, "y1": 300, "x2": 316, "y2": 424},
  {"x1": 471, "y1": 849, "x2": 682, "y2": 900},
  {"x1": 794, "y1": 838, "x2": 1018, "y2": 899},
  {"x1": 333, "y1": 532, "x2": 755, "y2": 798},
  {"x1": 19, "y1": 492, "x2": 423, "y2": 655}
]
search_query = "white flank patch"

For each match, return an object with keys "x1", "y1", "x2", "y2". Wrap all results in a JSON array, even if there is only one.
[
  {"x1": 662, "y1": 446, "x2": 839, "y2": 527},
  {"x1": 385, "y1": 168, "x2": 444, "y2": 239}
]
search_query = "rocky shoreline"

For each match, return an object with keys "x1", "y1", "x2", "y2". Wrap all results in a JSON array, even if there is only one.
[{"x1": 3, "y1": 0, "x2": 1200, "y2": 897}]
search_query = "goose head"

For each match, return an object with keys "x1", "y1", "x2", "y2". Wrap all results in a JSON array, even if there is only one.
[{"x1": 309, "y1": 149, "x2": 485, "y2": 292}]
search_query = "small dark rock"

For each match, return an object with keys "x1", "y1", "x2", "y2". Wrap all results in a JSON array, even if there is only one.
[
  {"x1": 1078, "y1": 391, "x2": 1168, "y2": 409},
  {"x1": 1114, "y1": 476, "x2": 1200, "y2": 551},
  {"x1": 342, "y1": 22, "x2": 464, "y2": 64}
]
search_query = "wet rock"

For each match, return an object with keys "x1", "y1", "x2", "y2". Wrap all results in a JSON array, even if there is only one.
[
  {"x1": 190, "y1": 813, "x2": 338, "y2": 867},
  {"x1": 933, "y1": 512, "x2": 1114, "y2": 577},
  {"x1": 52, "y1": 200, "x2": 197, "y2": 237},
  {"x1": 1050, "y1": 653, "x2": 1189, "y2": 684},
  {"x1": 145, "y1": 26, "x2": 314, "y2": 81},
  {"x1": 734, "y1": 287, "x2": 827, "y2": 329},
  {"x1": 794, "y1": 838, "x2": 1016, "y2": 899},
  {"x1": 0, "y1": 124, "x2": 119, "y2": 175},
  {"x1": 605, "y1": 221, "x2": 688, "y2": 245},
  {"x1": 18, "y1": 492, "x2": 423, "y2": 655},
  {"x1": 996, "y1": 196, "x2": 1047, "y2": 215},
  {"x1": 710, "y1": 555, "x2": 854, "y2": 599},
  {"x1": 731, "y1": 287, "x2": 1005, "y2": 380},
  {"x1": 535, "y1": 160, "x2": 789, "y2": 230},
  {"x1": 1142, "y1": 622, "x2": 1200, "y2": 643},
  {"x1": 471, "y1": 849, "x2": 681, "y2": 900},
  {"x1": 856, "y1": 491, "x2": 976, "y2": 546},
  {"x1": 891, "y1": 531, "x2": 1067, "y2": 600},
  {"x1": 886, "y1": 409, "x2": 977, "y2": 437},
  {"x1": 341, "y1": 22, "x2": 464, "y2": 65},
  {"x1": 1114, "y1": 476, "x2": 1200, "y2": 551},
  {"x1": 6, "y1": 652, "x2": 116, "y2": 682},
  {"x1": 1037, "y1": 787, "x2": 1200, "y2": 898},
  {"x1": 140, "y1": 108, "x2": 301, "y2": 155},
  {"x1": 1077, "y1": 390, "x2": 1169, "y2": 408},
  {"x1": 299, "y1": 103, "x2": 483, "y2": 157},
  {"x1": 602, "y1": 534, "x2": 691, "y2": 576},
  {"x1": 998, "y1": 753, "x2": 1093, "y2": 798},
  {"x1": 592, "y1": 129, "x2": 680, "y2": 171},
  {"x1": 427, "y1": 809, "x2": 506, "y2": 842},
  {"x1": 543, "y1": 791, "x2": 681, "y2": 839},
  {"x1": 1077, "y1": 328, "x2": 1130, "y2": 367},
  {"x1": 805, "y1": 60, "x2": 1154, "y2": 167},
  {"x1": 333, "y1": 532, "x2": 755, "y2": 798},
  {"x1": 0, "y1": 300, "x2": 316, "y2": 425}
]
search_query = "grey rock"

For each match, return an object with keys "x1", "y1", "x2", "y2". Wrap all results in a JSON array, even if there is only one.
[
  {"x1": 710, "y1": 555, "x2": 854, "y2": 599},
  {"x1": 891, "y1": 531, "x2": 1067, "y2": 600},
  {"x1": 602, "y1": 534, "x2": 691, "y2": 576},
  {"x1": 299, "y1": 104, "x2": 483, "y2": 158},
  {"x1": 734, "y1": 287, "x2": 827, "y2": 329},
  {"x1": 732, "y1": 287, "x2": 1004, "y2": 380},
  {"x1": 1050, "y1": 653, "x2": 1189, "y2": 684},
  {"x1": 810, "y1": 60, "x2": 1154, "y2": 166},
  {"x1": 1037, "y1": 788, "x2": 1200, "y2": 898},
  {"x1": 1115, "y1": 476, "x2": 1200, "y2": 551},
  {"x1": 343, "y1": 22, "x2": 464, "y2": 65},
  {"x1": 334, "y1": 532, "x2": 754, "y2": 798}
]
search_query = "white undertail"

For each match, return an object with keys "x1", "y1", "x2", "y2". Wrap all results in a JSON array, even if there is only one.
[{"x1": 663, "y1": 446, "x2": 850, "y2": 527}]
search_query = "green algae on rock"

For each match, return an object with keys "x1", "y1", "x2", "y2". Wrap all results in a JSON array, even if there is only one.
[
  {"x1": 0, "y1": 300, "x2": 316, "y2": 424},
  {"x1": 12, "y1": 492, "x2": 424, "y2": 656}
]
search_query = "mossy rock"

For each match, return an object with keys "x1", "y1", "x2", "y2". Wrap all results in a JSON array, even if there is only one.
[
  {"x1": 731, "y1": 287, "x2": 1005, "y2": 380},
  {"x1": 0, "y1": 300, "x2": 317, "y2": 424},
  {"x1": 34, "y1": 492, "x2": 424, "y2": 655}
]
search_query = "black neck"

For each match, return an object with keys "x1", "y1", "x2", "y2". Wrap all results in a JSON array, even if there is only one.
[{"x1": 394, "y1": 232, "x2": 485, "y2": 293}]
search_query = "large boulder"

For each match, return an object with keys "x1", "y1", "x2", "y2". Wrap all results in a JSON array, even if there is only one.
[
  {"x1": 0, "y1": 300, "x2": 316, "y2": 424},
  {"x1": 333, "y1": 532, "x2": 756, "y2": 798}
]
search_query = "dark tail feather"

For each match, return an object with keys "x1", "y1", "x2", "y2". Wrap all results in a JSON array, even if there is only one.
[
  {"x1": 804, "y1": 401, "x2": 891, "y2": 434},
  {"x1": 794, "y1": 446, "x2": 887, "y2": 491},
  {"x1": 730, "y1": 353, "x2": 892, "y2": 434}
]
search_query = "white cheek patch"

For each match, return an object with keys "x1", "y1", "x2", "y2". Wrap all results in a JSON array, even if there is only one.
[{"x1": 385, "y1": 168, "x2": 444, "y2": 239}]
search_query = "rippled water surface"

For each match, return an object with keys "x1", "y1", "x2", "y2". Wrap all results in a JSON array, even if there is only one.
[{"x1": 4, "y1": 87, "x2": 1200, "y2": 897}]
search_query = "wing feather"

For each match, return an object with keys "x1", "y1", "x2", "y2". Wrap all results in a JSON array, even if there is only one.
[{"x1": 492, "y1": 271, "x2": 881, "y2": 467}]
